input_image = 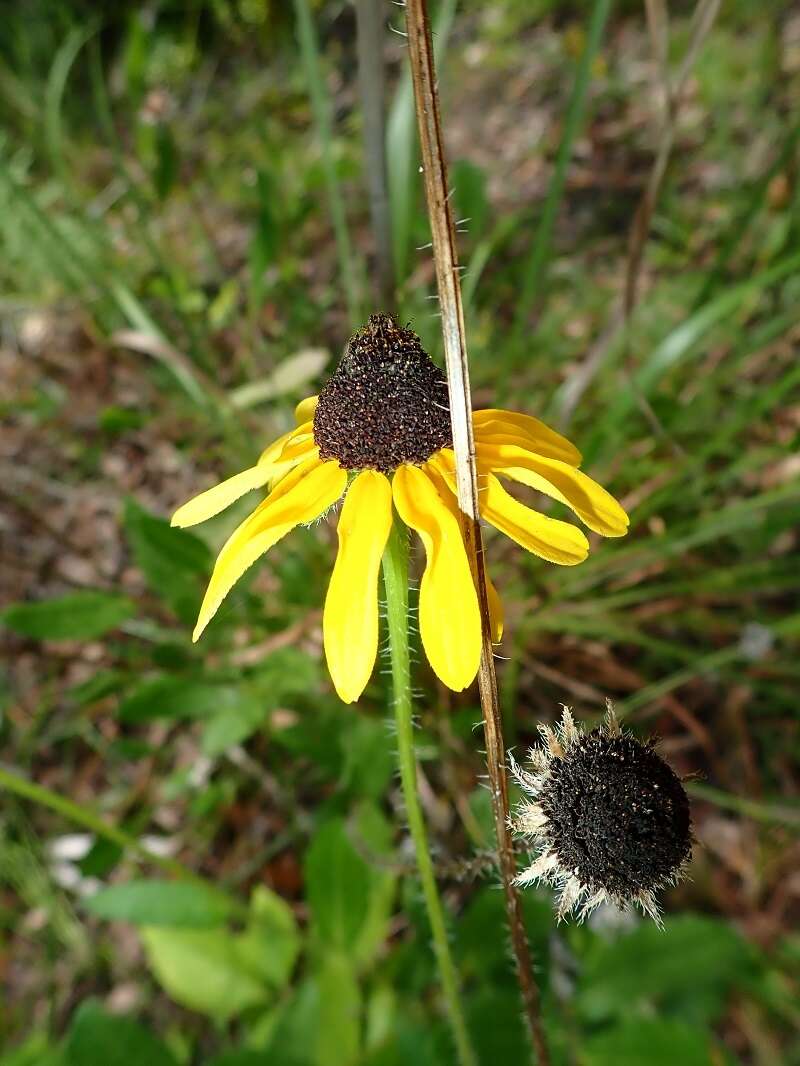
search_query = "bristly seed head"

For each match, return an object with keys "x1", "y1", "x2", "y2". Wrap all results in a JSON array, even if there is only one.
[
  {"x1": 511, "y1": 704, "x2": 692, "y2": 926},
  {"x1": 313, "y1": 313, "x2": 452, "y2": 473}
]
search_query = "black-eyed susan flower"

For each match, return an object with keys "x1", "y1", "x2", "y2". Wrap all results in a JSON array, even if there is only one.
[
  {"x1": 172, "y1": 314, "x2": 629, "y2": 703},
  {"x1": 510, "y1": 704, "x2": 692, "y2": 925}
]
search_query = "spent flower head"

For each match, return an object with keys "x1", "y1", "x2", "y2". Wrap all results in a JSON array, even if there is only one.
[
  {"x1": 172, "y1": 314, "x2": 629, "y2": 703},
  {"x1": 511, "y1": 703, "x2": 692, "y2": 926}
]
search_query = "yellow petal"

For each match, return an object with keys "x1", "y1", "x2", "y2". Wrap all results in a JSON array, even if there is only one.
[
  {"x1": 392, "y1": 465, "x2": 481, "y2": 692},
  {"x1": 480, "y1": 472, "x2": 589, "y2": 565},
  {"x1": 323, "y1": 471, "x2": 392, "y2": 704},
  {"x1": 171, "y1": 465, "x2": 273, "y2": 530},
  {"x1": 193, "y1": 456, "x2": 346, "y2": 641},
  {"x1": 474, "y1": 409, "x2": 581, "y2": 466},
  {"x1": 295, "y1": 395, "x2": 319, "y2": 425},
  {"x1": 277, "y1": 429, "x2": 316, "y2": 463},
  {"x1": 423, "y1": 461, "x2": 503, "y2": 643},
  {"x1": 484, "y1": 565, "x2": 504, "y2": 643},
  {"x1": 477, "y1": 442, "x2": 629, "y2": 537},
  {"x1": 257, "y1": 428, "x2": 296, "y2": 466},
  {"x1": 173, "y1": 428, "x2": 297, "y2": 529}
]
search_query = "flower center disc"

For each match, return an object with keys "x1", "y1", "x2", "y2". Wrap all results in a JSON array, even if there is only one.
[
  {"x1": 541, "y1": 733, "x2": 691, "y2": 899},
  {"x1": 313, "y1": 313, "x2": 452, "y2": 473}
]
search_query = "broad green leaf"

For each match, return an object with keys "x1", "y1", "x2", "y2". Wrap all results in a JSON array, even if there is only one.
[
  {"x1": 0, "y1": 1034, "x2": 63, "y2": 1066},
  {"x1": 118, "y1": 675, "x2": 269, "y2": 754},
  {"x1": 340, "y1": 718, "x2": 394, "y2": 801},
  {"x1": 201, "y1": 692, "x2": 265, "y2": 757},
  {"x1": 315, "y1": 953, "x2": 361, "y2": 1066},
  {"x1": 206, "y1": 1054, "x2": 271, "y2": 1066},
  {"x1": 577, "y1": 914, "x2": 753, "y2": 1024},
  {"x1": 85, "y1": 880, "x2": 234, "y2": 927},
  {"x1": 141, "y1": 926, "x2": 271, "y2": 1019},
  {"x1": 305, "y1": 820, "x2": 370, "y2": 951},
  {"x1": 118, "y1": 677, "x2": 240, "y2": 724},
  {"x1": 65, "y1": 1000, "x2": 177, "y2": 1066},
  {"x1": 2, "y1": 592, "x2": 134, "y2": 641},
  {"x1": 123, "y1": 498, "x2": 210, "y2": 621},
  {"x1": 68, "y1": 669, "x2": 126, "y2": 707},
  {"x1": 583, "y1": 1019, "x2": 714, "y2": 1066},
  {"x1": 351, "y1": 804, "x2": 396, "y2": 968},
  {"x1": 242, "y1": 886, "x2": 301, "y2": 989}
]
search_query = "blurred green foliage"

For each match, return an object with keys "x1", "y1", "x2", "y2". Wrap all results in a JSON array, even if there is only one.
[{"x1": 1, "y1": 0, "x2": 799, "y2": 1064}]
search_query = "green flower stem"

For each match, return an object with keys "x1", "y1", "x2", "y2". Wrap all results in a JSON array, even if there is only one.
[{"x1": 382, "y1": 519, "x2": 477, "y2": 1066}]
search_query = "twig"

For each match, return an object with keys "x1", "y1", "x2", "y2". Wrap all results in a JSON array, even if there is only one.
[
  {"x1": 355, "y1": 0, "x2": 395, "y2": 310},
  {"x1": 404, "y1": 3, "x2": 550, "y2": 1062}
]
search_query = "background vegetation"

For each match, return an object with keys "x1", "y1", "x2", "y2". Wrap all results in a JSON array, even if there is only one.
[{"x1": 1, "y1": 1, "x2": 799, "y2": 1063}]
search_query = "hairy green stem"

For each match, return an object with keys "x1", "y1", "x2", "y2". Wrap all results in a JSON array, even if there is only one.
[{"x1": 381, "y1": 520, "x2": 477, "y2": 1066}]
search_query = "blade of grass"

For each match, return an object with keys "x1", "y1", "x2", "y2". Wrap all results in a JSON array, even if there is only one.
[
  {"x1": 292, "y1": 0, "x2": 361, "y2": 327},
  {"x1": 687, "y1": 783, "x2": 800, "y2": 829},
  {"x1": 44, "y1": 22, "x2": 97, "y2": 186},
  {"x1": 0, "y1": 766, "x2": 202, "y2": 886},
  {"x1": 580, "y1": 250, "x2": 800, "y2": 462},
  {"x1": 510, "y1": 0, "x2": 612, "y2": 349}
]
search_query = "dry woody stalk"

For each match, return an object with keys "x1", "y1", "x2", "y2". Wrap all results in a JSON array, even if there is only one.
[{"x1": 404, "y1": 2, "x2": 551, "y2": 1061}]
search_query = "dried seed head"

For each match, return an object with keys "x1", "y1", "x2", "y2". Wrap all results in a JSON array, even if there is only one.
[
  {"x1": 313, "y1": 313, "x2": 452, "y2": 473},
  {"x1": 511, "y1": 704, "x2": 692, "y2": 925}
]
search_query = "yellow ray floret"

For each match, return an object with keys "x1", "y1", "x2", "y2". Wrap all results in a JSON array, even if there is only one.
[
  {"x1": 392, "y1": 464, "x2": 482, "y2": 692},
  {"x1": 475, "y1": 441, "x2": 629, "y2": 537},
  {"x1": 423, "y1": 459, "x2": 504, "y2": 642},
  {"x1": 324, "y1": 470, "x2": 393, "y2": 704},
  {"x1": 192, "y1": 454, "x2": 346, "y2": 642},
  {"x1": 478, "y1": 473, "x2": 590, "y2": 565},
  {"x1": 473, "y1": 409, "x2": 582, "y2": 466},
  {"x1": 171, "y1": 428, "x2": 298, "y2": 529}
]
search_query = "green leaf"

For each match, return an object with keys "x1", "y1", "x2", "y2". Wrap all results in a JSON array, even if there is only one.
[
  {"x1": 248, "y1": 169, "x2": 278, "y2": 311},
  {"x1": 351, "y1": 804, "x2": 396, "y2": 968},
  {"x1": 85, "y1": 880, "x2": 234, "y2": 928},
  {"x1": 118, "y1": 675, "x2": 267, "y2": 755},
  {"x1": 315, "y1": 953, "x2": 361, "y2": 1066},
  {"x1": 2, "y1": 592, "x2": 135, "y2": 641},
  {"x1": 140, "y1": 886, "x2": 297, "y2": 1019},
  {"x1": 583, "y1": 1019, "x2": 714, "y2": 1066},
  {"x1": 65, "y1": 1000, "x2": 177, "y2": 1066},
  {"x1": 243, "y1": 886, "x2": 301, "y2": 989},
  {"x1": 123, "y1": 498, "x2": 210, "y2": 621},
  {"x1": 201, "y1": 692, "x2": 265, "y2": 757},
  {"x1": 577, "y1": 914, "x2": 753, "y2": 1025},
  {"x1": 207, "y1": 1054, "x2": 271, "y2": 1066},
  {"x1": 340, "y1": 718, "x2": 394, "y2": 801},
  {"x1": 153, "y1": 124, "x2": 178, "y2": 200},
  {"x1": 305, "y1": 819, "x2": 370, "y2": 951},
  {"x1": 118, "y1": 677, "x2": 240, "y2": 724},
  {"x1": 141, "y1": 926, "x2": 272, "y2": 1019},
  {"x1": 0, "y1": 1034, "x2": 64, "y2": 1066}
]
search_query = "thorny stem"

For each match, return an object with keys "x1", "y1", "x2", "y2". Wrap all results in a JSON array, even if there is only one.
[
  {"x1": 404, "y1": 2, "x2": 551, "y2": 1062},
  {"x1": 382, "y1": 520, "x2": 477, "y2": 1066}
]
